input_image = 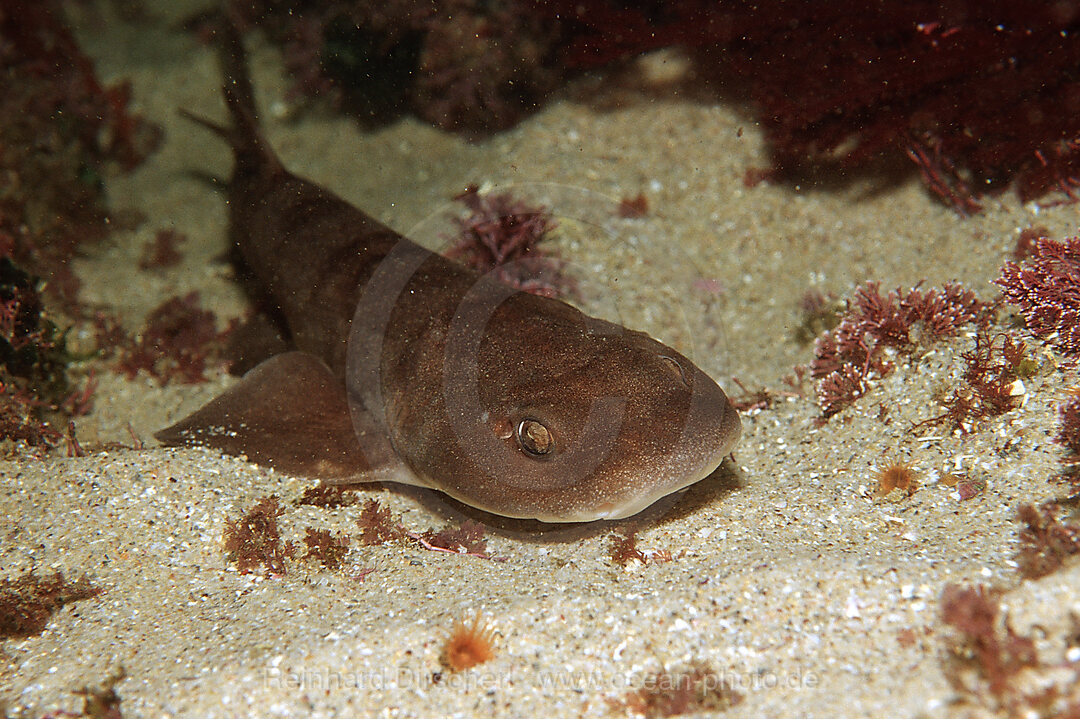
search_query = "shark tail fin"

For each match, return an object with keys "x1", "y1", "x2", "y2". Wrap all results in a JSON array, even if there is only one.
[{"x1": 178, "y1": 17, "x2": 281, "y2": 175}]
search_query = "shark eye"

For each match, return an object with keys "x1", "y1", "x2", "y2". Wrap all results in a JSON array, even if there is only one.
[{"x1": 516, "y1": 418, "x2": 554, "y2": 457}]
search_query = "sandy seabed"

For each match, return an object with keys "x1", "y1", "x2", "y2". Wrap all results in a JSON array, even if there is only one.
[{"x1": 3, "y1": 4, "x2": 1080, "y2": 718}]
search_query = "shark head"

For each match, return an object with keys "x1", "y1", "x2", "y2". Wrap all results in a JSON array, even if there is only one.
[{"x1": 367, "y1": 272, "x2": 742, "y2": 523}]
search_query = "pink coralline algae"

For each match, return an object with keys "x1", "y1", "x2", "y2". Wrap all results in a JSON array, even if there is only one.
[
  {"x1": 1057, "y1": 395, "x2": 1080, "y2": 496},
  {"x1": 811, "y1": 281, "x2": 984, "y2": 417},
  {"x1": 444, "y1": 187, "x2": 570, "y2": 298},
  {"x1": 995, "y1": 235, "x2": 1080, "y2": 357}
]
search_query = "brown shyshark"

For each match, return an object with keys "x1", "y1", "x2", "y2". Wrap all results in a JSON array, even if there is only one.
[{"x1": 156, "y1": 28, "x2": 741, "y2": 523}]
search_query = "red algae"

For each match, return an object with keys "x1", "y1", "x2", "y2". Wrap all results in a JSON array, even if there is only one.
[
  {"x1": 223, "y1": 496, "x2": 294, "y2": 576},
  {"x1": 444, "y1": 186, "x2": 571, "y2": 298},
  {"x1": 102, "y1": 293, "x2": 232, "y2": 385},
  {"x1": 0, "y1": 258, "x2": 91, "y2": 449},
  {"x1": 138, "y1": 229, "x2": 187, "y2": 271},
  {"x1": 228, "y1": 0, "x2": 560, "y2": 133},
  {"x1": 810, "y1": 281, "x2": 984, "y2": 418},
  {"x1": 1, "y1": 0, "x2": 158, "y2": 304},
  {"x1": 940, "y1": 584, "x2": 1036, "y2": 700},
  {"x1": 996, "y1": 234, "x2": 1080, "y2": 357},
  {"x1": 549, "y1": 0, "x2": 1080, "y2": 211},
  {"x1": 215, "y1": 1, "x2": 1080, "y2": 209},
  {"x1": 355, "y1": 499, "x2": 408, "y2": 546},
  {"x1": 1015, "y1": 503, "x2": 1080, "y2": 580},
  {"x1": 0, "y1": 571, "x2": 101, "y2": 639},
  {"x1": 301, "y1": 528, "x2": 351, "y2": 571}
]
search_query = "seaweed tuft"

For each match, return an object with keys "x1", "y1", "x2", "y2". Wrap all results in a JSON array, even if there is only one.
[
  {"x1": 445, "y1": 186, "x2": 570, "y2": 298},
  {"x1": 223, "y1": 495, "x2": 294, "y2": 575},
  {"x1": 0, "y1": 571, "x2": 100, "y2": 639},
  {"x1": 997, "y1": 234, "x2": 1080, "y2": 358},
  {"x1": 810, "y1": 281, "x2": 984, "y2": 418}
]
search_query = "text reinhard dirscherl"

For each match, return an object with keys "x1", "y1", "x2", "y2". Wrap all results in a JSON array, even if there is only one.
[{"x1": 263, "y1": 665, "x2": 820, "y2": 694}]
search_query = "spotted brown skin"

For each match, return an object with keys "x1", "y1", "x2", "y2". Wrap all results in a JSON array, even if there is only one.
[{"x1": 156, "y1": 26, "x2": 741, "y2": 522}]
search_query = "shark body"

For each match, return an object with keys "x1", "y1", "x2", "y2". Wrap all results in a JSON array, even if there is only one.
[{"x1": 156, "y1": 28, "x2": 741, "y2": 522}]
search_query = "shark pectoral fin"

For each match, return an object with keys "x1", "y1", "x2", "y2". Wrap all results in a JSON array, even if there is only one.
[{"x1": 155, "y1": 351, "x2": 377, "y2": 481}]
